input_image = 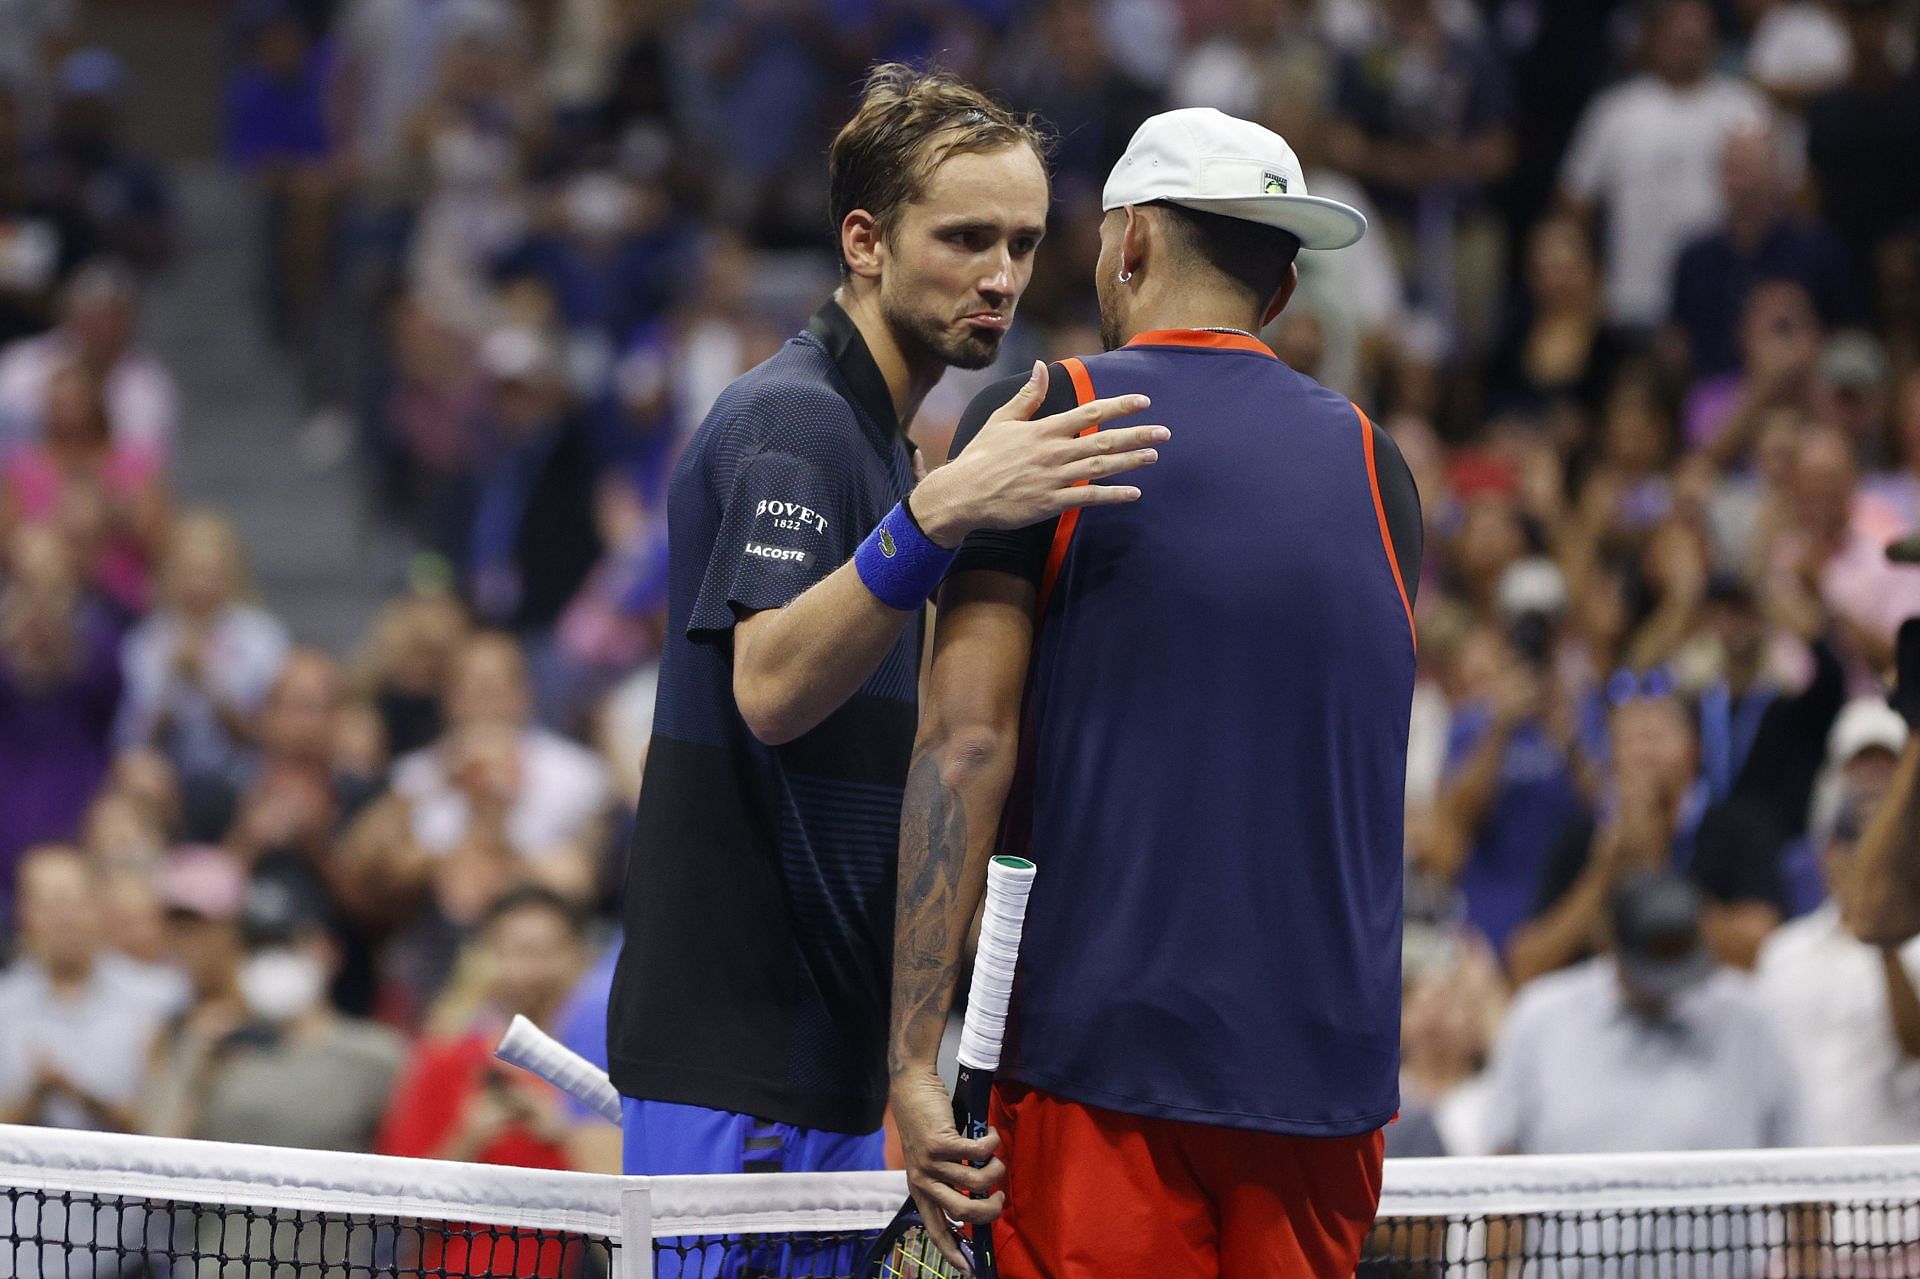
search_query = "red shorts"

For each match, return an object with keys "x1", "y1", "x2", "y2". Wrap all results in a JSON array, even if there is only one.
[{"x1": 989, "y1": 1083, "x2": 1385, "y2": 1279}]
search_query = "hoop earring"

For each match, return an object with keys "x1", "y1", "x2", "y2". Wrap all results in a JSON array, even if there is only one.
[{"x1": 1117, "y1": 269, "x2": 1133, "y2": 284}]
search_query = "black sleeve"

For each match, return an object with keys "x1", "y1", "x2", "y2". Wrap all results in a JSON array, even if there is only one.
[
  {"x1": 1532, "y1": 814, "x2": 1598, "y2": 917},
  {"x1": 1371, "y1": 420, "x2": 1423, "y2": 606},
  {"x1": 1689, "y1": 795, "x2": 1790, "y2": 910},
  {"x1": 1730, "y1": 637, "x2": 1847, "y2": 837},
  {"x1": 942, "y1": 367, "x2": 1081, "y2": 586},
  {"x1": 686, "y1": 385, "x2": 866, "y2": 646}
]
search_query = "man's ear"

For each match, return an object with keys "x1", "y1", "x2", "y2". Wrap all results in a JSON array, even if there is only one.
[
  {"x1": 1120, "y1": 205, "x2": 1148, "y2": 281},
  {"x1": 841, "y1": 210, "x2": 885, "y2": 281},
  {"x1": 1260, "y1": 262, "x2": 1301, "y2": 327}
]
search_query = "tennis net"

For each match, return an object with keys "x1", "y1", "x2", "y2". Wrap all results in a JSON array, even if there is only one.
[{"x1": 5, "y1": 1125, "x2": 1920, "y2": 1277}]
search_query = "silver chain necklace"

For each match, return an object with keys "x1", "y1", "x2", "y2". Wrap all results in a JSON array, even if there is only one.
[{"x1": 1195, "y1": 326, "x2": 1259, "y2": 339}]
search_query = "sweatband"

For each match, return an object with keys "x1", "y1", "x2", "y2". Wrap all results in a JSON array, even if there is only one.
[{"x1": 854, "y1": 499, "x2": 954, "y2": 611}]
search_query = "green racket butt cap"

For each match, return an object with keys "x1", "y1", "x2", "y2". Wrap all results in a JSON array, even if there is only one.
[{"x1": 990, "y1": 855, "x2": 1035, "y2": 871}]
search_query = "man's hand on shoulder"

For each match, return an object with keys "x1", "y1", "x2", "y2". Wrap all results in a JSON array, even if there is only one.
[{"x1": 911, "y1": 361, "x2": 1168, "y2": 549}]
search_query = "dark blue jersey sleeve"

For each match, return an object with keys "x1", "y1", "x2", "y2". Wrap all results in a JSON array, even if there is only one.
[
  {"x1": 943, "y1": 367, "x2": 1080, "y2": 586},
  {"x1": 687, "y1": 382, "x2": 866, "y2": 644}
]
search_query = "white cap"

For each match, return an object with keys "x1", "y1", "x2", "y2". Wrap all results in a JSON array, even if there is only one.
[
  {"x1": 478, "y1": 325, "x2": 558, "y2": 383},
  {"x1": 1828, "y1": 697, "x2": 1908, "y2": 767},
  {"x1": 1102, "y1": 108, "x2": 1367, "y2": 251}
]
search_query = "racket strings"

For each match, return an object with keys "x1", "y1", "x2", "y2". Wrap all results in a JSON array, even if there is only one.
[{"x1": 877, "y1": 1226, "x2": 973, "y2": 1278}]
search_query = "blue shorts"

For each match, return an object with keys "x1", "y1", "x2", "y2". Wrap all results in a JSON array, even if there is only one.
[
  {"x1": 620, "y1": 1096, "x2": 886, "y2": 1174},
  {"x1": 623, "y1": 1097, "x2": 886, "y2": 1278}
]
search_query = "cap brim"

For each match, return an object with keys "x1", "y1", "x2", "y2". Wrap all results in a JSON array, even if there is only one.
[{"x1": 1163, "y1": 194, "x2": 1368, "y2": 251}]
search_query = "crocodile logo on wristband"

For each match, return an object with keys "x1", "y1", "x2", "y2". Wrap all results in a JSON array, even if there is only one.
[{"x1": 879, "y1": 529, "x2": 898, "y2": 558}]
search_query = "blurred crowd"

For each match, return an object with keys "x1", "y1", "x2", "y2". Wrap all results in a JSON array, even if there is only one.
[{"x1": 1, "y1": 0, "x2": 1920, "y2": 1177}]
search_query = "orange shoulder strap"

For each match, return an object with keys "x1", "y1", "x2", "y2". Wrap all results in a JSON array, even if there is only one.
[{"x1": 1036, "y1": 358, "x2": 1097, "y2": 618}]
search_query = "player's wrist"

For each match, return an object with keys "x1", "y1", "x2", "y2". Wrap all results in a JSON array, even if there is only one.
[{"x1": 906, "y1": 472, "x2": 967, "y2": 550}]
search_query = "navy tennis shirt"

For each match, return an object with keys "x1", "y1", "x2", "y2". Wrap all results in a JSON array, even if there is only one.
[
  {"x1": 610, "y1": 300, "x2": 919, "y2": 1134},
  {"x1": 950, "y1": 330, "x2": 1422, "y2": 1137}
]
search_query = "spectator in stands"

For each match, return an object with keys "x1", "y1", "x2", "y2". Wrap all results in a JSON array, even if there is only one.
[
  {"x1": 141, "y1": 846, "x2": 250, "y2": 1137},
  {"x1": 1804, "y1": 0, "x2": 1920, "y2": 307},
  {"x1": 1, "y1": 361, "x2": 168, "y2": 614},
  {"x1": 376, "y1": 885, "x2": 588, "y2": 1168},
  {"x1": 1327, "y1": 0, "x2": 1513, "y2": 352},
  {"x1": 372, "y1": 292, "x2": 481, "y2": 555},
  {"x1": 0, "y1": 260, "x2": 178, "y2": 457},
  {"x1": 1758, "y1": 725, "x2": 1920, "y2": 1146},
  {"x1": 1485, "y1": 217, "x2": 1630, "y2": 433},
  {"x1": 494, "y1": 167, "x2": 691, "y2": 362},
  {"x1": 1670, "y1": 125, "x2": 1858, "y2": 383},
  {"x1": 351, "y1": 591, "x2": 470, "y2": 759},
  {"x1": 32, "y1": 49, "x2": 172, "y2": 271},
  {"x1": 540, "y1": 476, "x2": 668, "y2": 730},
  {"x1": 0, "y1": 845, "x2": 180, "y2": 1130},
  {"x1": 101, "y1": 861, "x2": 170, "y2": 969},
  {"x1": 1166, "y1": 0, "x2": 1324, "y2": 122},
  {"x1": 992, "y1": 0, "x2": 1158, "y2": 196},
  {"x1": 402, "y1": 10, "x2": 540, "y2": 326},
  {"x1": 460, "y1": 326, "x2": 603, "y2": 636},
  {"x1": 1688, "y1": 278, "x2": 1823, "y2": 457},
  {"x1": 1781, "y1": 425, "x2": 1920, "y2": 675},
  {"x1": 224, "y1": 0, "x2": 340, "y2": 349},
  {"x1": 1255, "y1": 73, "x2": 1402, "y2": 404},
  {"x1": 1485, "y1": 872, "x2": 1800, "y2": 1153},
  {"x1": 349, "y1": 630, "x2": 608, "y2": 907},
  {"x1": 1398, "y1": 928, "x2": 1507, "y2": 1156},
  {"x1": 1509, "y1": 668, "x2": 1789, "y2": 981},
  {"x1": 0, "y1": 86, "x2": 85, "y2": 349},
  {"x1": 1559, "y1": 0, "x2": 1768, "y2": 332},
  {"x1": 1422, "y1": 618, "x2": 1586, "y2": 955},
  {"x1": 338, "y1": 631, "x2": 608, "y2": 1013},
  {"x1": 198, "y1": 647, "x2": 367, "y2": 856},
  {"x1": 0, "y1": 525, "x2": 122, "y2": 908},
  {"x1": 152, "y1": 868, "x2": 405, "y2": 1151},
  {"x1": 116, "y1": 512, "x2": 291, "y2": 782},
  {"x1": 1816, "y1": 330, "x2": 1898, "y2": 471}
]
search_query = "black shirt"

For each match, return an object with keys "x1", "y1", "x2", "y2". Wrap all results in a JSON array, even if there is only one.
[{"x1": 609, "y1": 301, "x2": 918, "y2": 1134}]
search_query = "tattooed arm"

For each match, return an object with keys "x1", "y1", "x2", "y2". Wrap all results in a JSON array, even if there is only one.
[{"x1": 889, "y1": 569, "x2": 1037, "y2": 1255}]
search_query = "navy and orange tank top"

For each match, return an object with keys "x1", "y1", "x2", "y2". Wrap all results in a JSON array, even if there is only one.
[{"x1": 946, "y1": 329, "x2": 1420, "y2": 1137}]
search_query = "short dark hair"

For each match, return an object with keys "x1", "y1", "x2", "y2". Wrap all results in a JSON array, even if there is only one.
[
  {"x1": 479, "y1": 884, "x2": 585, "y2": 939},
  {"x1": 827, "y1": 63, "x2": 1051, "y2": 276},
  {"x1": 1144, "y1": 201, "x2": 1301, "y2": 306}
]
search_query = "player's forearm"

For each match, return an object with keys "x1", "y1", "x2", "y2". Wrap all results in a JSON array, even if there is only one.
[
  {"x1": 732, "y1": 562, "x2": 917, "y2": 745},
  {"x1": 888, "y1": 727, "x2": 1019, "y2": 1079},
  {"x1": 1881, "y1": 946, "x2": 1920, "y2": 1060},
  {"x1": 1844, "y1": 739, "x2": 1920, "y2": 947},
  {"x1": 1506, "y1": 864, "x2": 1610, "y2": 985},
  {"x1": 1438, "y1": 724, "x2": 1515, "y2": 843}
]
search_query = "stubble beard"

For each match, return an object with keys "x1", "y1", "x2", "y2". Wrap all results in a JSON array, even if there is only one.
[{"x1": 884, "y1": 296, "x2": 1005, "y2": 372}]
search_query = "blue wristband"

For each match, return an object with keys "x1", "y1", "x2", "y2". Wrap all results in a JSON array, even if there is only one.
[{"x1": 855, "y1": 500, "x2": 955, "y2": 611}]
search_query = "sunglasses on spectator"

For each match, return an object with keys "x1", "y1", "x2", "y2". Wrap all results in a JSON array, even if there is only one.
[{"x1": 1605, "y1": 666, "x2": 1677, "y2": 707}]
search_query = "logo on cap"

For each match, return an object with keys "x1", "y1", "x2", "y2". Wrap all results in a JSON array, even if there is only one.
[{"x1": 1262, "y1": 170, "x2": 1289, "y2": 194}]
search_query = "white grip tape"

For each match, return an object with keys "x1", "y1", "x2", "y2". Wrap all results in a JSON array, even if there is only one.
[
  {"x1": 496, "y1": 1014, "x2": 625, "y2": 1125},
  {"x1": 956, "y1": 856, "x2": 1037, "y2": 1072}
]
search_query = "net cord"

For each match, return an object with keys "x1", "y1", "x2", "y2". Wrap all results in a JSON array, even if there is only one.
[{"x1": 11, "y1": 1127, "x2": 1920, "y2": 1243}]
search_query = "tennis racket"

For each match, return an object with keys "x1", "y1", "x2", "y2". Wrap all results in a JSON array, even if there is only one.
[
  {"x1": 494, "y1": 1013, "x2": 624, "y2": 1125},
  {"x1": 861, "y1": 855, "x2": 1037, "y2": 1279}
]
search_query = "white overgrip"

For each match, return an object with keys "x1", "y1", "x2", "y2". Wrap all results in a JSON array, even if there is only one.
[
  {"x1": 955, "y1": 856, "x2": 1038, "y2": 1072},
  {"x1": 496, "y1": 1013, "x2": 625, "y2": 1125}
]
